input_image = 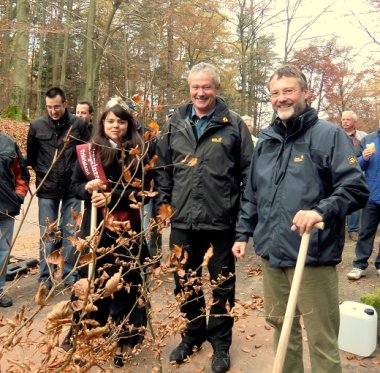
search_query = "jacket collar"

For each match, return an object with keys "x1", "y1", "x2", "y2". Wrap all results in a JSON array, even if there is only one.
[{"x1": 263, "y1": 107, "x2": 318, "y2": 140}]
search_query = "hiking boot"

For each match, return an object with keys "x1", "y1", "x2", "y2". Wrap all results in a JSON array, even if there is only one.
[
  {"x1": 0, "y1": 293, "x2": 12, "y2": 307},
  {"x1": 347, "y1": 267, "x2": 365, "y2": 280},
  {"x1": 212, "y1": 350, "x2": 230, "y2": 373},
  {"x1": 348, "y1": 232, "x2": 359, "y2": 241},
  {"x1": 169, "y1": 341, "x2": 201, "y2": 364}
]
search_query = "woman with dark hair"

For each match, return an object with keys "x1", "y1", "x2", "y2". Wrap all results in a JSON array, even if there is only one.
[{"x1": 70, "y1": 97, "x2": 151, "y2": 367}]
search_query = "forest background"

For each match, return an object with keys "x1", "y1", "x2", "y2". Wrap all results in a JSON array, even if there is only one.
[{"x1": 0, "y1": 0, "x2": 379, "y2": 135}]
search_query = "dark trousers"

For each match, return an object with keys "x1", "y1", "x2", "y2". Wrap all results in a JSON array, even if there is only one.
[
  {"x1": 353, "y1": 202, "x2": 380, "y2": 270},
  {"x1": 170, "y1": 228, "x2": 235, "y2": 351}
]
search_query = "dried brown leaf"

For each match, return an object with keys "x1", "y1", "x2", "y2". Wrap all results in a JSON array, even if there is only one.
[
  {"x1": 172, "y1": 244, "x2": 182, "y2": 260},
  {"x1": 123, "y1": 168, "x2": 132, "y2": 183},
  {"x1": 73, "y1": 279, "x2": 94, "y2": 300},
  {"x1": 47, "y1": 249, "x2": 64, "y2": 265},
  {"x1": 158, "y1": 203, "x2": 174, "y2": 222},
  {"x1": 46, "y1": 301, "x2": 72, "y2": 333},
  {"x1": 188, "y1": 157, "x2": 198, "y2": 167},
  {"x1": 202, "y1": 245, "x2": 214, "y2": 267},
  {"x1": 79, "y1": 252, "x2": 93, "y2": 265},
  {"x1": 129, "y1": 145, "x2": 141, "y2": 155},
  {"x1": 35, "y1": 282, "x2": 49, "y2": 306},
  {"x1": 103, "y1": 267, "x2": 123, "y2": 298}
]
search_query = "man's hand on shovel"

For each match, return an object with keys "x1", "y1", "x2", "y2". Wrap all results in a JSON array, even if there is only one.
[{"x1": 291, "y1": 209, "x2": 323, "y2": 235}]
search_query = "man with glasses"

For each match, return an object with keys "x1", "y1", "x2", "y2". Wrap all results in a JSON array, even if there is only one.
[
  {"x1": 27, "y1": 87, "x2": 90, "y2": 289},
  {"x1": 232, "y1": 65, "x2": 368, "y2": 372}
]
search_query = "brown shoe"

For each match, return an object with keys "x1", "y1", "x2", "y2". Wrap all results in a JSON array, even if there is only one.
[{"x1": 349, "y1": 232, "x2": 359, "y2": 241}]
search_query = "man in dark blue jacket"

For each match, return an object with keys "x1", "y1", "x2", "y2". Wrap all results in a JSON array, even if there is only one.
[
  {"x1": 0, "y1": 132, "x2": 29, "y2": 307},
  {"x1": 155, "y1": 62, "x2": 253, "y2": 373},
  {"x1": 232, "y1": 65, "x2": 368, "y2": 372},
  {"x1": 27, "y1": 87, "x2": 90, "y2": 289},
  {"x1": 347, "y1": 126, "x2": 380, "y2": 280}
]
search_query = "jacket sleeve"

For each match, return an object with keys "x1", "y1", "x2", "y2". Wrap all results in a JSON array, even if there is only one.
[
  {"x1": 26, "y1": 123, "x2": 37, "y2": 168},
  {"x1": 235, "y1": 146, "x2": 258, "y2": 242},
  {"x1": 313, "y1": 129, "x2": 369, "y2": 223},
  {"x1": 11, "y1": 145, "x2": 30, "y2": 199},
  {"x1": 154, "y1": 123, "x2": 174, "y2": 207},
  {"x1": 237, "y1": 117, "x2": 254, "y2": 192},
  {"x1": 71, "y1": 160, "x2": 92, "y2": 202}
]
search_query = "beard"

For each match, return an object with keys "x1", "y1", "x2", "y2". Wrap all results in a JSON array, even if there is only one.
[{"x1": 275, "y1": 101, "x2": 306, "y2": 123}]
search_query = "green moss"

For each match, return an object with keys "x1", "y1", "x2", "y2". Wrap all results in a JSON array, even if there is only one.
[
  {"x1": 2, "y1": 106, "x2": 24, "y2": 121},
  {"x1": 360, "y1": 287, "x2": 380, "y2": 314}
]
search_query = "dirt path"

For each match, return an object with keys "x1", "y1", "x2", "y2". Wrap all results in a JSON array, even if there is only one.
[{"x1": 1, "y1": 190, "x2": 379, "y2": 372}]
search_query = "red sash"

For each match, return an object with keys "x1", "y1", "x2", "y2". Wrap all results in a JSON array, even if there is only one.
[{"x1": 76, "y1": 144, "x2": 139, "y2": 225}]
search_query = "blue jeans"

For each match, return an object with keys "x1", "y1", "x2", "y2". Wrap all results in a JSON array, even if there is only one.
[
  {"x1": 0, "y1": 215, "x2": 14, "y2": 292},
  {"x1": 38, "y1": 197, "x2": 81, "y2": 285},
  {"x1": 347, "y1": 210, "x2": 361, "y2": 233},
  {"x1": 353, "y1": 202, "x2": 380, "y2": 270}
]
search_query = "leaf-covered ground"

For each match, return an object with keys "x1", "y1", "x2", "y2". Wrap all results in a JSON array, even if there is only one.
[{"x1": 0, "y1": 118, "x2": 29, "y2": 154}]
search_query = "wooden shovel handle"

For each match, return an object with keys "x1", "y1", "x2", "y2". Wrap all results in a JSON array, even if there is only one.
[
  {"x1": 88, "y1": 190, "x2": 98, "y2": 280},
  {"x1": 272, "y1": 222, "x2": 324, "y2": 373}
]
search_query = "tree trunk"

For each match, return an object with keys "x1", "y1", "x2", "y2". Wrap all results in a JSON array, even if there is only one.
[
  {"x1": 83, "y1": 0, "x2": 96, "y2": 101},
  {"x1": 59, "y1": 0, "x2": 73, "y2": 89},
  {"x1": 9, "y1": 0, "x2": 30, "y2": 120}
]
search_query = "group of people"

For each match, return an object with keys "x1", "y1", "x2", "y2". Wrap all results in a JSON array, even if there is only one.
[
  {"x1": 0, "y1": 61, "x2": 376, "y2": 372},
  {"x1": 339, "y1": 110, "x2": 380, "y2": 280}
]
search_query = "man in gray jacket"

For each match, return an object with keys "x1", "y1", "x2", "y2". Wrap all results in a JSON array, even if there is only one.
[
  {"x1": 155, "y1": 62, "x2": 253, "y2": 373},
  {"x1": 232, "y1": 65, "x2": 368, "y2": 372}
]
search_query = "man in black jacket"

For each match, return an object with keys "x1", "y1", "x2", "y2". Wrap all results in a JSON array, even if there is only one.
[
  {"x1": 232, "y1": 65, "x2": 369, "y2": 372},
  {"x1": 27, "y1": 87, "x2": 90, "y2": 289},
  {"x1": 155, "y1": 62, "x2": 253, "y2": 373}
]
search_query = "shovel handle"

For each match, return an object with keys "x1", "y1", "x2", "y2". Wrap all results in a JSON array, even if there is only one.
[
  {"x1": 88, "y1": 190, "x2": 98, "y2": 279},
  {"x1": 272, "y1": 221, "x2": 324, "y2": 373}
]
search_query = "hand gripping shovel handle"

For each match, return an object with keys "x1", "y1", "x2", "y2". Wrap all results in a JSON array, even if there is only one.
[
  {"x1": 272, "y1": 221, "x2": 324, "y2": 373},
  {"x1": 88, "y1": 190, "x2": 98, "y2": 279}
]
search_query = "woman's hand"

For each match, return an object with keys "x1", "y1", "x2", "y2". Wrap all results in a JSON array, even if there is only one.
[
  {"x1": 91, "y1": 191, "x2": 111, "y2": 208},
  {"x1": 85, "y1": 179, "x2": 107, "y2": 194}
]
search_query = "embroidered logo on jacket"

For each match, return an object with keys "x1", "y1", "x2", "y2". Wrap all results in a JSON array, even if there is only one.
[
  {"x1": 293, "y1": 155, "x2": 304, "y2": 163},
  {"x1": 212, "y1": 137, "x2": 222, "y2": 143},
  {"x1": 347, "y1": 155, "x2": 357, "y2": 165}
]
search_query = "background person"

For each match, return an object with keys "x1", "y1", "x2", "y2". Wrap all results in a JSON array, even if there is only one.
[
  {"x1": 232, "y1": 64, "x2": 368, "y2": 373},
  {"x1": 340, "y1": 110, "x2": 367, "y2": 241},
  {"x1": 347, "y1": 126, "x2": 380, "y2": 280},
  {"x1": 76, "y1": 100, "x2": 94, "y2": 131},
  {"x1": 27, "y1": 87, "x2": 91, "y2": 289},
  {"x1": 241, "y1": 115, "x2": 258, "y2": 146},
  {"x1": 0, "y1": 132, "x2": 29, "y2": 307},
  {"x1": 155, "y1": 62, "x2": 253, "y2": 373}
]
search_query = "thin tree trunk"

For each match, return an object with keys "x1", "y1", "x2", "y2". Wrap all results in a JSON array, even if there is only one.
[
  {"x1": 59, "y1": 0, "x2": 73, "y2": 88},
  {"x1": 9, "y1": 0, "x2": 30, "y2": 119}
]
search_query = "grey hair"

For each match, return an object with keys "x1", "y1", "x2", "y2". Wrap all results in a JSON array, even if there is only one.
[
  {"x1": 268, "y1": 64, "x2": 308, "y2": 90},
  {"x1": 188, "y1": 62, "x2": 221, "y2": 86},
  {"x1": 342, "y1": 110, "x2": 358, "y2": 121}
]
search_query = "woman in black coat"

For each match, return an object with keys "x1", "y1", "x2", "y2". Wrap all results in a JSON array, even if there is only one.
[{"x1": 71, "y1": 98, "x2": 151, "y2": 367}]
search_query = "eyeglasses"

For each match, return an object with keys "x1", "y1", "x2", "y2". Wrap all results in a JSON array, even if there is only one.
[
  {"x1": 46, "y1": 105, "x2": 64, "y2": 111},
  {"x1": 269, "y1": 89, "x2": 300, "y2": 98}
]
